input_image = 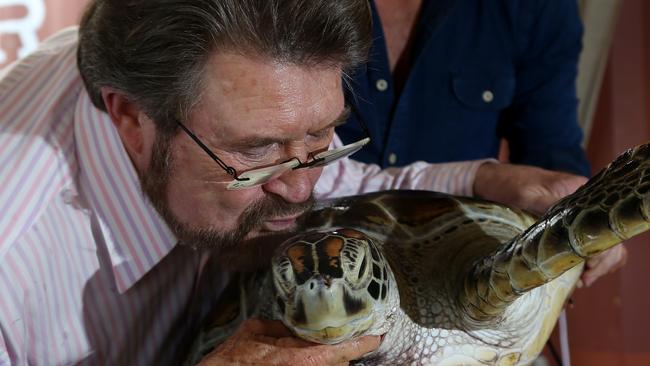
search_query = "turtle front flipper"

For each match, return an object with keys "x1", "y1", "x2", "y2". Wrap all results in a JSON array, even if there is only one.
[{"x1": 463, "y1": 142, "x2": 650, "y2": 322}]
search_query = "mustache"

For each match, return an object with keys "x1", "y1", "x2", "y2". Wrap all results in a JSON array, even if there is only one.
[
  {"x1": 213, "y1": 194, "x2": 316, "y2": 271},
  {"x1": 169, "y1": 193, "x2": 315, "y2": 254}
]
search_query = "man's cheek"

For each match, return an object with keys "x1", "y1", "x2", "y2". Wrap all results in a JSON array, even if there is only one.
[{"x1": 217, "y1": 190, "x2": 265, "y2": 220}]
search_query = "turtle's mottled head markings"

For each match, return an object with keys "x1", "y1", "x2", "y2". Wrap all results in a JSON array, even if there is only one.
[{"x1": 272, "y1": 228, "x2": 394, "y2": 344}]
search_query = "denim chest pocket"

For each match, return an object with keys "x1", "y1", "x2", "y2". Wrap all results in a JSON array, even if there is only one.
[{"x1": 452, "y1": 72, "x2": 516, "y2": 111}]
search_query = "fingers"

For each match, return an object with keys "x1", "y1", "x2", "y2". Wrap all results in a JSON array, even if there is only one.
[
  {"x1": 346, "y1": 335, "x2": 382, "y2": 357},
  {"x1": 581, "y1": 245, "x2": 628, "y2": 287},
  {"x1": 530, "y1": 173, "x2": 588, "y2": 215},
  {"x1": 212, "y1": 318, "x2": 380, "y2": 366},
  {"x1": 308, "y1": 335, "x2": 381, "y2": 364},
  {"x1": 241, "y1": 318, "x2": 295, "y2": 338},
  {"x1": 260, "y1": 335, "x2": 379, "y2": 366},
  {"x1": 529, "y1": 194, "x2": 559, "y2": 217},
  {"x1": 263, "y1": 335, "x2": 313, "y2": 348},
  {"x1": 473, "y1": 163, "x2": 590, "y2": 216},
  {"x1": 612, "y1": 245, "x2": 628, "y2": 271},
  {"x1": 549, "y1": 174, "x2": 588, "y2": 198}
]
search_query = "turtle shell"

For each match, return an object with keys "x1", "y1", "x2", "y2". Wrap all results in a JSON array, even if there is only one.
[
  {"x1": 302, "y1": 190, "x2": 539, "y2": 327},
  {"x1": 298, "y1": 190, "x2": 579, "y2": 365}
]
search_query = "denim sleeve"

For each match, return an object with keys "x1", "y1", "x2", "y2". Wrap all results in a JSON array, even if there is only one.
[{"x1": 499, "y1": 0, "x2": 591, "y2": 176}]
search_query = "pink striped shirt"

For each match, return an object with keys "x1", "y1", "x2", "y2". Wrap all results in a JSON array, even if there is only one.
[{"x1": 0, "y1": 28, "x2": 485, "y2": 365}]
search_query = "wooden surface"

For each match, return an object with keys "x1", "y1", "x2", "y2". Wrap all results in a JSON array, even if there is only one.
[{"x1": 569, "y1": 0, "x2": 650, "y2": 365}]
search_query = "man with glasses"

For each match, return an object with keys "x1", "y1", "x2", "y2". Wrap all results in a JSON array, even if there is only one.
[{"x1": 0, "y1": 1, "x2": 600, "y2": 365}]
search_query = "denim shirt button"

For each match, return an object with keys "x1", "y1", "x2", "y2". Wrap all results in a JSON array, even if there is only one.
[
  {"x1": 376, "y1": 79, "x2": 388, "y2": 92},
  {"x1": 482, "y1": 90, "x2": 494, "y2": 103},
  {"x1": 388, "y1": 153, "x2": 397, "y2": 165}
]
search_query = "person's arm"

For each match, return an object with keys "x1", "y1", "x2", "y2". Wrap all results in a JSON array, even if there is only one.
[
  {"x1": 318, "y1": 134, "x2": 584, "y2": 211},
  {"x1": 472, "y1": 161, "x2": 588, "y2": 216},
  {"x1": 500, "y1": 0, "x2": 590, "y2": 176},
  {"x1": 1, "y1": 332, "x2": 9, "y2": 366},
  {"x1": 315, "y1": 134, "x2": 492, "y2": 199}
]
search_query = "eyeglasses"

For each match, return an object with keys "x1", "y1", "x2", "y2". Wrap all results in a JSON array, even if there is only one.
[{"x1": 174, "y1": 108, "x2": 370, "y2": 190}]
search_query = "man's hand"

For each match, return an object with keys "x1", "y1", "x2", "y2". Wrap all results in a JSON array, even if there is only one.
[
  {"x1": 580, "y1": 245, "x2": 628, "y2": 287},
  {"x1": 198, "y1": 318, "x2": 380, "y2": 366},
  {"x1": 473, "y1": 162, "x2": 628, "y2": 286}
]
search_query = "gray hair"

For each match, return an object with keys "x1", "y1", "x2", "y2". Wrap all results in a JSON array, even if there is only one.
[{"x1": 77, "y1": 0, "x2": 372, "y2": 135}]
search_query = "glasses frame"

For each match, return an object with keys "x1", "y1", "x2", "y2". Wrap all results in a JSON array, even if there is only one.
[{"x1": 174, "y1": 106, "x2": 371, "y2": 189}]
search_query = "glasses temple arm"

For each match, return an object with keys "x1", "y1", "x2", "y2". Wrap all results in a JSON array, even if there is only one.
[{"x1": 174, "y1": 120, "x2": 249, "y2": 181}]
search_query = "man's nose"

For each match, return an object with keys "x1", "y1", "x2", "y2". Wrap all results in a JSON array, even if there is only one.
[
  {"x1": 262, "y1": 144, "x2": 317, "y2": 203},
  {"x1": 261, "y1": 166, "x2": 316, "y2": 203}
]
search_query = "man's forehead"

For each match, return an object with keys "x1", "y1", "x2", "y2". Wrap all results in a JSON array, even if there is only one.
[
  {"x1": 208, "y1": 105, "x2": 349, "y2": 152},
  {"x1": 193, "y1": 52, "x2": 346, "y2": 140}
]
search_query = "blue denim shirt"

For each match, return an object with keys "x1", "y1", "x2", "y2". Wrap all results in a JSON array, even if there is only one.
[{"x1": 339, "y1": 0, "x2": 590, "y2": 176}]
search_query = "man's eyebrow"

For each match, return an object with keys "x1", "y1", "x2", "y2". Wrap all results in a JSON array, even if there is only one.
[
  {"x1": 231, "y1": 106, "x2": 352, "y2": 149},
  {"x1": 324, "y1": 105, "x2": 352, "y2": 130}
]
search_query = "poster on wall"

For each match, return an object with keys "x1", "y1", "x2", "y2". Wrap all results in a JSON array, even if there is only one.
[{"x1": 0, "y1": 0, "x2": 86, "y2": 68}]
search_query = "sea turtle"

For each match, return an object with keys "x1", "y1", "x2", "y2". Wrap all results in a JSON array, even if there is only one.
[{"x1": 186, "y1": 142, "x2": 650, "y2": 365}]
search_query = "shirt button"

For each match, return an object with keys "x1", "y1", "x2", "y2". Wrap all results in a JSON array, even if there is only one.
[
  {"x1": 388, "y1": 153, "x2": 397, "y2": 165},
  {"x1": 376, "y1": 79, "x2": 388, "y2": 92},
  {"x1": 482, "y1": 90, "x2": 494, "y2": 103}
]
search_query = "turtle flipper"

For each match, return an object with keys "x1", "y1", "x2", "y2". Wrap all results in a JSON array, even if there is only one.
[
  {"x1": 566, "y1": 144, "x2": 650, "y2": 254},
  {"x1": 463, "y1": 143, "x2": 650, "y2": 322}
]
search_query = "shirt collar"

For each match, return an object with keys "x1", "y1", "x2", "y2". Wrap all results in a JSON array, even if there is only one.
[{"x1": 74, "y1": 91, "x2": 177, "y2": 293}]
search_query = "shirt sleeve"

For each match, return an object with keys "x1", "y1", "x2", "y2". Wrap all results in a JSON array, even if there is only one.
[
  {"x1": 0, "y1": 332, "x2": 10, "y2": 366},
  {"x1": 500, "y1": 0, "x2": 590, "y2": 177},
  {"x1": 315, "y1": 134, "x2": 494, "y2": 199}
]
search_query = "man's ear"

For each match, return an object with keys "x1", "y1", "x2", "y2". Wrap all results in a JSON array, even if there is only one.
[{"x1": 100, "y1": 87, "x2": 152, "y2": 170}]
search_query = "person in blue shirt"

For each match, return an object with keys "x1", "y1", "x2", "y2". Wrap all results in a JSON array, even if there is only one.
[
  {"x1": 338, "y1": 0, "x2": 625, "y2": 287},
  {"x1": 338, "y1": 0, "x2": 591, "y2": 177}
]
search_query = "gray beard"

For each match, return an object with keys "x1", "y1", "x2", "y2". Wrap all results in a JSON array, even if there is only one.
[{"x1": 138, "y1": 132, "x2": 314, "y2": 267}]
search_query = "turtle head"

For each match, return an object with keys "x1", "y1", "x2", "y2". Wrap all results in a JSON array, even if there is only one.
[{"x1": 271, "y1": 228, "x2": 397, "y2": 344}]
